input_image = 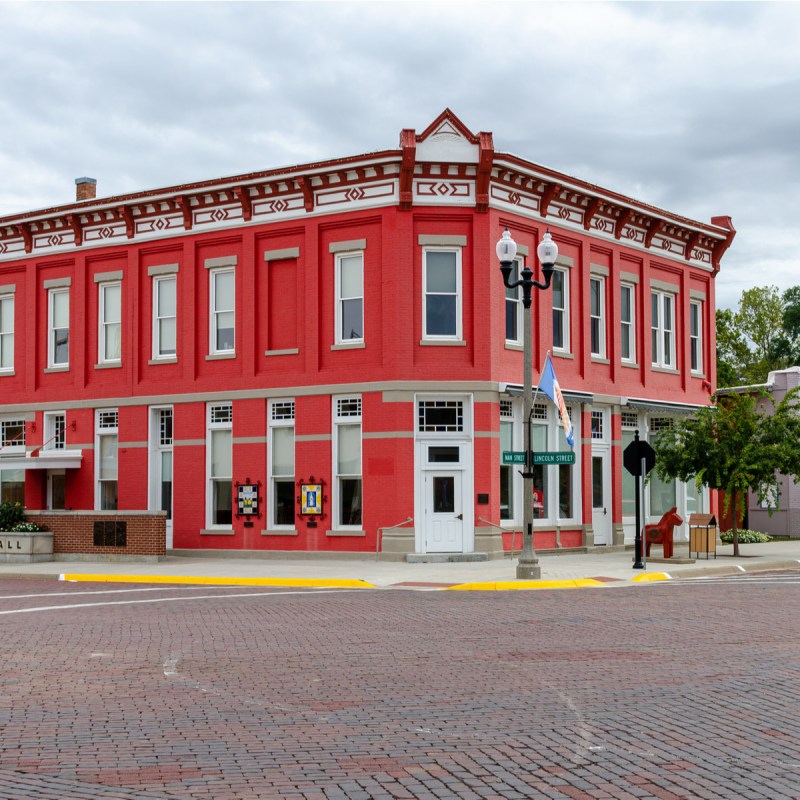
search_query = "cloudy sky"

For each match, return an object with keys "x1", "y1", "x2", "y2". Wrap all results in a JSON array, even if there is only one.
[{"x1": 1, "y1": 1, "x2": 798, "y2": 310}]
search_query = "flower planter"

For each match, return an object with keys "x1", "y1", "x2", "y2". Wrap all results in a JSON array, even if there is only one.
[{"x1": 0, "y1": 530, "x2": 54, "y2": 563}]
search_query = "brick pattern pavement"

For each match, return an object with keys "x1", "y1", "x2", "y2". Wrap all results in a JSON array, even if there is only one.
[{"x1": 1, "y1": 580, "x2": 800, "y2": 798}]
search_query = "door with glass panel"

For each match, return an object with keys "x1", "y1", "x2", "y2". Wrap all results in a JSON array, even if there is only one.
[
  {"x1": 424, "y1": 471, "x2": 464, "y2": 552},
  {"x1": 591, "y1": 449, "x2": 612, "y2": 545}
]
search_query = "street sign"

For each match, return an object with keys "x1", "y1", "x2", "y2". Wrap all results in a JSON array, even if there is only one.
[
  {"x1": 532, "y1": 452, "x2": 575, "y2": 465},
  {"x1": 623, "y1": 439, "x2": 656, "y2": 477},
  {"x1": 502, "y1": 451, "x2": 527, "y2": 464}
]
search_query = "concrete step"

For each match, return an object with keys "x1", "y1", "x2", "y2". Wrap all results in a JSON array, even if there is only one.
[{"x1": 405, "y1": 552, "x2": 489, "y2": 563}]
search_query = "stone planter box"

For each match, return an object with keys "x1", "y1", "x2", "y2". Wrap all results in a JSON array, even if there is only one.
[{"x1": 0, "y1": 530, "x2": 54, "y2": 563}]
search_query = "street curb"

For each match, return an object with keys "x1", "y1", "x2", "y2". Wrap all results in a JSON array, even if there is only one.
[
  {"x1": 59, "y1": 574, "x2": 376, "y2": 589},
  {"x1": 659, "y1": 559, "x2": 800, "y2": 580},
  {"x1": 446, "y1": 578, "x2": 607, "y2": 591}
]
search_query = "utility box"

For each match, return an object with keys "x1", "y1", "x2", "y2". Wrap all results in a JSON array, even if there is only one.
[{"x1": 689, "y1": 513, "x2": 717, "y2": 559}]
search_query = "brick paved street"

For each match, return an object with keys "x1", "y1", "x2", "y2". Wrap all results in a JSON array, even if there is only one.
[{"x1": 1, "y1": 578, "x2": 800, "y2": 799}]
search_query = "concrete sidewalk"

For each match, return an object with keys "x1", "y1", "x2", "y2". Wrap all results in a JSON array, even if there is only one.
[{"x1": 2, "y1": 539, "x2": 800, "y2": 589}]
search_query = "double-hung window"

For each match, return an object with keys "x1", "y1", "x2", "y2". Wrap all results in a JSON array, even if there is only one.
[
  {"x1": 552, "y1": 268, "x2": 569, "y2": 351},
  {"x1": 335, "y1": 252, "x2": 364, "y2": 343},
  {"x1": 96, "y1": 410, "x2": 119, "y2": 510},
  {"x1": 98, "y1": 282, "x2": 121, "y2": 363},
  {"x1": 153, "y1": 275, "x2": 177, "y2": 358},
  {"x1": 210, "y1": 268, "x2": 235, "y2": 354},
  {"x1": 48, "y1": 288, "x2": 70, "y2": 367},
  {"x1": 589, "y1": 276, "x2": 606, "y2": 358},
  {"x1": 651, "y1": 290, "x2": 675, "y2": 368},
  {"x1": 690, "y1": 300, "x2": 703, "y2": 373},
  {"x1": 620, "y1": 283, "x2": 636, "y2": 363},
  {"x1": 505, "y1": 259, "x2": 522, "y2": 344},
  {"x1": 0, "y1": 292, "x2": 13, "y2": 372},
  {"x1": 207, "y1": 403, "x2": 232, "y2": 526},
  {"x1": 423, "y1": 248, "x2": 461, "y2": 340},
  {"x1": 269, "y1": 400, "x2": 295, "y2": 528},
  {"x1": 334, "y1": 397, "x2": 362, "y2": 528}
]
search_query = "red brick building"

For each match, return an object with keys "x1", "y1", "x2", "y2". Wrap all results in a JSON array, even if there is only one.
[{"x1": 0, "y1": 110, "x2": 735, "y2": 558}]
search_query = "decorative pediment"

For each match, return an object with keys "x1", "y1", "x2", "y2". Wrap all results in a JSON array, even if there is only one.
[{"x1": 415, "y1": 109, "x2": 483, "y2": 164}]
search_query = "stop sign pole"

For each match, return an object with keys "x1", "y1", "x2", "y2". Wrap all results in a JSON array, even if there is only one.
[{"x1": 623, "y1": 430, "x2": 656, "y2": 570}]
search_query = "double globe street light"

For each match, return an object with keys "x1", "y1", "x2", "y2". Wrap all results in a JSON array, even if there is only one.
[{"x1": 497, "y1": 227, "x2": 559, "y2": 579}]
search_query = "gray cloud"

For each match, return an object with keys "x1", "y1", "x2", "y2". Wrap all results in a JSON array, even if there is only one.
[{"x1": 1, "y1": 1, "x2": 798, "y2": 310}]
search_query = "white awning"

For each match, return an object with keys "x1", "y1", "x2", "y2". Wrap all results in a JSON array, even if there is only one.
[{"x1": 0, "y1": 450, "x2": 83, "y2": 470}]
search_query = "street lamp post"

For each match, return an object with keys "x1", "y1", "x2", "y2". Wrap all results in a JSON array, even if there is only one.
[{"x1": 497, "y1": 227, "x2": 558, "y2": 580}]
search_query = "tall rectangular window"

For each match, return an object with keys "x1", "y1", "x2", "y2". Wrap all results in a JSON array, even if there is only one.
[
  {"x1": 505, "y1": 259, "x2": 522, "y2": 344},
  {"x1": 336, "y1": 252, "x2": 364, "y2": 343},
  {"x1": 690, "y1": 300, "x2": 703, "y2": 373},
  {"x1": 210, "y1": 268, "x2": 235, "y2": 354},
  {"x1": 651, "y1": 290, "x2": 675, "y2": 368},
  {"x1": 48, "y1": 288, "x2": 69, "y2": 367},
  {"x1": 552, "y1": 268, "x2": 569, "y2": 351},
  {"x1": 620, "y1": 283, "x2": 635, "y2": 363},
  {"x1": 150, "y1": 407, "x2": 173, "y2": 522},
  {"x1": 423, "y1": 249, "x2": 461, "y2": 340},
  {"x1": 96, "y1": 410, "x2": 118, "y2": 510},
  {"x1": 43, "y1": 412, "x2": 66, "y2": 451},
  {"x1": 500, "y1": 401, "x2": 515, "y2": 521},
  {"x1": 334, "y1": 397, "x2": 362, "y2": 528},
  {"x1": 99, "y1": 282, "x2": 121, "y2": 363},
  {"x1": 153, "y1": 275, "x2": 177, "y2": 358},
  {"x1": 0, "y1": 294, "x2": 13, "y2": 372},
  {"x1": 590, "y1": 277, "x2": 605, "y2": 357},
  {"x1": 207, "y1": 403, "x2": 232, "y2": 526},
  {"x1": 269, "y1": 400, "x2": 295, "y2": 528}
]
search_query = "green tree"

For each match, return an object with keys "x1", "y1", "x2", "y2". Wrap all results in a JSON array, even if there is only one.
[
  {"x1": 652, "y1": 388, "x2": 800, "y2": 556},
  {"x1": 717, "y1": 286, "x2": 790, "y2": 386}
]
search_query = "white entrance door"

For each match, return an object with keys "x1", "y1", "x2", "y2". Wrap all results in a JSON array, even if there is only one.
[
  {"x1": 424, "y1": 471, "x2": 464, "y2": 552},
  {"x1": 591, "y1": 450, "x2": 612, "y2": 545}
]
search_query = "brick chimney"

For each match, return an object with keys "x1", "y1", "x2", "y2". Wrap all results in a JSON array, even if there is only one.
[{"x1": 75, "y1": 177, "x2": 97, "y2": 201}]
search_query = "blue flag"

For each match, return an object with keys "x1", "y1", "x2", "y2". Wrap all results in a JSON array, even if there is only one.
[{"x1": 538, "y1": 354, "x2": 575, "y2": 448}]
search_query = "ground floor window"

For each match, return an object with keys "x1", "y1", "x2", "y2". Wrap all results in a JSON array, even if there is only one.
[
  {"x1": 499, "y1": 398, "x2": 579, "y2": 525},
  {"x1": 96, "y1": 410, "x2": 119, "y2": 510},
  {"x1": 0, "y1": 469, "x2": 24, "y2": 504},
  {"x1": 207, "y1": 403, "x2": 232, "y2": 527},
  {"x1": 269, "y1": 400, "x2": 295, "y2": 528},
  {"x1": 334, "y1": 396, "x2": 362, "y2": 527}
]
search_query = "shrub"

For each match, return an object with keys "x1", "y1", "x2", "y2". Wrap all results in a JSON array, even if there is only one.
[
  {"x1": 719, "y1": 529, "x2": 772, "y2": 544},
  {"x1": 0, "y1": 501, "x2": 26, "y2": 531},
  {"x1": 10, "y1": 521, "x2": 46, "y2": 533}
]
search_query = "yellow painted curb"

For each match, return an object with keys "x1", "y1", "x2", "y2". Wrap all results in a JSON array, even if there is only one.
[
  {"x1": 630, "y1": 572, "x2": 671, "y2": 582},
  {"x1": 446, "y1": 578, "x2": 606, "y2": 591},
  {"x1": 59, "y1": 574, "x2": 376, "y2": 589}
]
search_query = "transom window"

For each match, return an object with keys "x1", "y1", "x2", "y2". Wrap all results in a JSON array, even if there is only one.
[
  {"x1": 621, "y1": 411, "x2": 639, "y2": 429},
  {"x1": 591, "y1": 411, "x2": 604, "y2": 440},
  {"x1": 97, "y1": 410, "x2": 119, "y2": 429},
  {"x1": 271, "y1": 401, "x2": 295, "y2": 422},
  {"x1": 418, "y1": 400, "x2": 464, "y2": 433}
]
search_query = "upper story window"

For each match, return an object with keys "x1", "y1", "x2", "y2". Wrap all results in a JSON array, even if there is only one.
[
  {"x1": 98, "y1": 282, "x2": 121, "y2": 363},
  {"x1": 690, "y1": 300, "x2": 703, "y2": 373},
  {"x1": 505, "y1": 258, "x2": 523, "y2": 344},
  {"x1": 1, "y1": 418, "x2": 25, "y2": 450},
  {"x1": 153, "y1": 275, "x2": 177, "y2": 359},
  {"x1": 620, "y1": 283, "x2": 636, "y2": 363},
  {"x1": 335, "y1": 252, "x2": 364, "y2": 343},
  {"x1": 651, "y1": 290, "x2": 675, "y2": 369},
  {"x1": 210, "y1": 268, "x2": 235, "y2": 354},
  {"x1": 589, "y1": 276, "x2": 606, "y2": 358},
  {"x1": 0, "y1": 293, "x2": 13, "y2": 372},
  {"x1": 423, "y1": 248, "x2": 461, "y2": 341},
  {"x1": 43, "y1": 412, "x2": 66, "y2": 451},
  {"x1": 552, "y1": 267, "x2": 570, "y2": 352},
  {"x1": 48, "y1": 288, "x2": 70, "y2": 367}
]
